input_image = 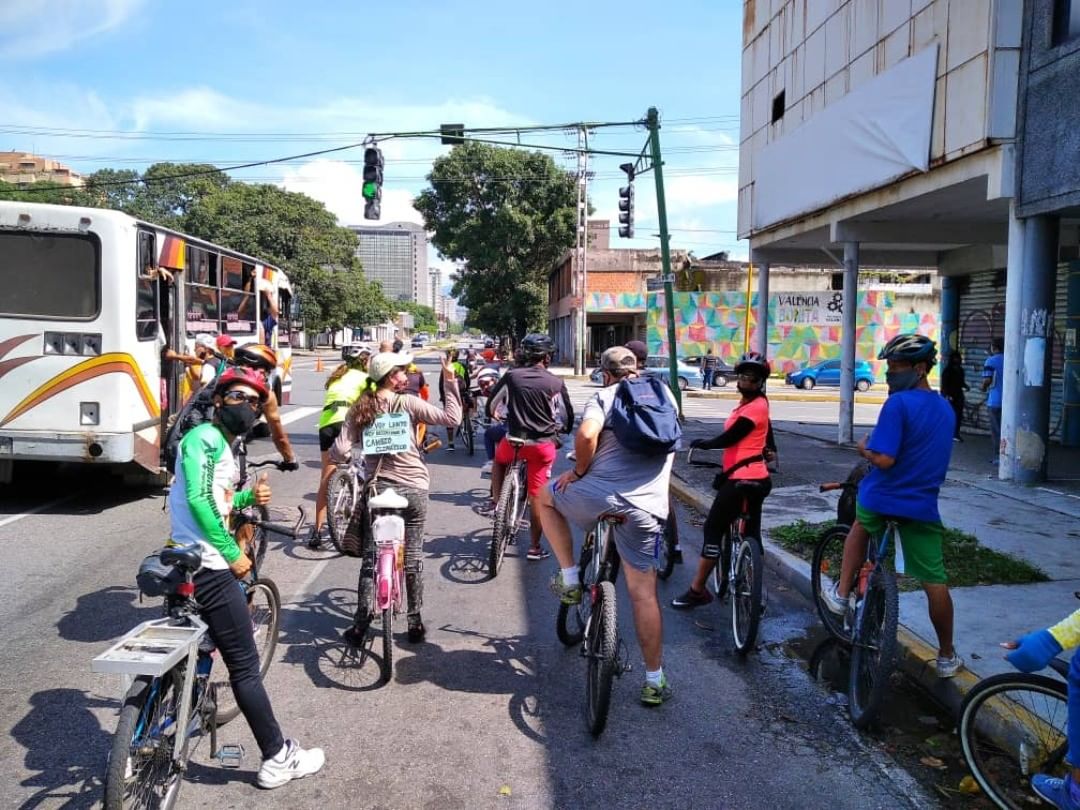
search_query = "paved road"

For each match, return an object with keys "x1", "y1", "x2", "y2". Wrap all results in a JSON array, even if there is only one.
[{"x1": 0, "y1": 357, "x2": 937, "y2": 809}]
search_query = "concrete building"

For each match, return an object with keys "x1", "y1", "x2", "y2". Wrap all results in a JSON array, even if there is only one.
[
  {"x1": 0, "y1": 152, "x2": 83, "y2": 187},
  {"x1": 738, "y1": 0, "x2": 1077, "y2": 483},
  {"x1": 348, "y1": 221, "x2": 429, "y2": 305}
]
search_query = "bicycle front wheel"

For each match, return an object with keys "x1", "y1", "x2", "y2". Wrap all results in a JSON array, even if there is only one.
[
  {"x1": 657, "y1": 497, "x2": 679, "y2": 581},
  {"x1": 214, "y1": 578, "x2": 281, "y2": 726},
  {"x1": 326, "y1": 469, "x2": 357, "y2": 554},
  {"x1": 812, "y1": 524, "x2": 851, "y2": 642},
  {"x1": 488, "y1": 467, "x2": 520, "y2": 578},
  {"x1": 585, "y1": 579, "x2": 618, "y2": 738},
  {"x1": 730, "y1": 538, "x2": 763, "y2": 655},
  {"x1": 848, "y1": 567, "x2": 899, "y2": 729},
  {"x1": 556, "y1": 533, "x2": 596, "y2": 646},
  {"x1": 959, "y1": 672, "x2": 1069, "y2": 810},
  {"x1": 460, "y1": 418, "x2": 475, "y2": 456},
  {"x1": 104, "y1": 674, "x2": 185, "y2": 810}
]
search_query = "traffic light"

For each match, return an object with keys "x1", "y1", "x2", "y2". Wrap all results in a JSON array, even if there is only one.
[
  {"x1": 362, "y1": 145, "x2": 384, "y2": 220},
  {"x1": 618, "y1": 183, "x2": 634, "y2": 239}
]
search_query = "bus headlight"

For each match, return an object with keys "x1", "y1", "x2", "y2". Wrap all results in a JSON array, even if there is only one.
[
  {"x1": 43, "y1": 332, "x2": 102, "y2": 356},
  {"x1": 80, "y1": 402, "x2": 100, "y2": 425}
]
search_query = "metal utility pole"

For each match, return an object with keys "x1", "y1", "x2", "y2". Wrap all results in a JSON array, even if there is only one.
[
  {"x1": 573, "y1": 127, "x2": 590, "y2": 375},
  {"x1": 646, "y1": 107, "x2": 683, "y2": 417}
]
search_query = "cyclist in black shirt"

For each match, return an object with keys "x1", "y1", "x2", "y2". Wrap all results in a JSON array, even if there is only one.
[{"x1": 484, "y1": 334, "x2": 573, "y2": 560}]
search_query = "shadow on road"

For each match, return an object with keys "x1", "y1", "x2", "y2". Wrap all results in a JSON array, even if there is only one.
[
  {"x1": 425, "y1": 527, "x2": 498, "y2": 585},
  {"x1": 55, "y1": 585, "x2": 157, "y2": 644},
  {"x1": 11, "y1": 688, "x2": 112, "y2": 809}
]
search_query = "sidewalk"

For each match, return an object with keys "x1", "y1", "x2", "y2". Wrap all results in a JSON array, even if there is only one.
[{"x1": 670, "y1": 415, "x2": 1080, "y2": 720}]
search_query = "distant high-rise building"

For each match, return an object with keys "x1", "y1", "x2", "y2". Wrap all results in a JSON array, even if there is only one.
[{"x1": 348, "y1": 221, "x2": 429, "y2": 304}]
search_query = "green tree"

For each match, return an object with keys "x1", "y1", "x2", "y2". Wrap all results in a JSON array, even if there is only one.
[
  {"x1": 398, "y1": 301, "x2": 438, "y2": 332},
  {"x1": 414, "y1": 142, "x2": 577, "y2": 340},
  {"x1": 0, "y1": 178, "x2": 90, "y2": 205}
]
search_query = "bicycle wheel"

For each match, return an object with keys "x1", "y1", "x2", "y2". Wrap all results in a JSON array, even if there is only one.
[
  {"x1": 213, "y1": 578, "x2": 281, "y2": 726},
  {"x1": 657, "y1": 502, "x2": 679, "y2": 581},
  {"x1": 811, "y1": 523, "x2": 852, "y2": 642},
  {"x1": 848, "y1": 567, "x2": 899, "y2": 729},
  {"x1": 488, "y1": 467, "x2": 520, "y2": 578},
  {"x1": 326, "y1": 469, "x2": 357, "y2": 554},
  {"x1": 730, "y1": 538, "x2": 763, "y2": 655},
  {"x1": 585, "y1": 579, "x2": 618, "y2": 738},
  {"x1": 104, "y1": 674, "x2": 185, "y2": 810},
  {"x1": 556, "y1": 533, "x2": 596, "y2": 646},
  {"x1": 958, "y1": 672, "x2": 1069, "y2": 809},
  {"x1": 380, "y1": 607, "x2": 393, "y2": 684},
  {"x1": 460, "y1": 418, "x2": 475, "y2": 456}
]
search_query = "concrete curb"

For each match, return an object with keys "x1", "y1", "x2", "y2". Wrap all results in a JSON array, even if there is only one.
[{"x1": 668, "y1": 472, "x2": 978, "y2": 718}]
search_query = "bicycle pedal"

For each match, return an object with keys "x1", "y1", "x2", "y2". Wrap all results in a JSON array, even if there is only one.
[{"x1": 215, "y1": 743, "x2": 245, "y2": 769}]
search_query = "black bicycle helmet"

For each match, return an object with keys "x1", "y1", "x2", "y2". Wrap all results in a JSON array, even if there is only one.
[
  {"x1": 520, "y1": 333, "x2": 555, "y2": 362},
  {"x1": 878, "y1": 333, "x2": 937, "y2": 366},
  {"x1": 734, "y1": 350, "x2": 771, "y2": 379}
]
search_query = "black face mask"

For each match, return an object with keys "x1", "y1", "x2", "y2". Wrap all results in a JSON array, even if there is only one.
[
  {"x1": 219, "y1": 403, "x2": 260, "y2": 436},
  {"x1": 886, "y1": 369, "x2": 921, "y2": 394}
]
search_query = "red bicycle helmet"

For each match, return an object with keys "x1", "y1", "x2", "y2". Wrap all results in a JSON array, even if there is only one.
[
  {"x1": 214, "y1": 367, "x2": 270, "y2": 402},
  {"x1": 735, "y1": 351, "x2": 771, "y2": 379},
  {"x1": 233, "y1": 343, "x2": 277, "y2": 372}
]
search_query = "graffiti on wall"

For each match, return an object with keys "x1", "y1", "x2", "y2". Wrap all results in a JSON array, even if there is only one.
[{"x1": 645, "y1": 290, "x2": 939, "y2": 376}]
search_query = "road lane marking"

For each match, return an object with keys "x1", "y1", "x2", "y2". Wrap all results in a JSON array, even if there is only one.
[
  {"x1": 278, "y1": 406, "x2": 319, "y2": 427},
  {"x1": 0, "y1": 493, "x2": 78, "y2": 530}
]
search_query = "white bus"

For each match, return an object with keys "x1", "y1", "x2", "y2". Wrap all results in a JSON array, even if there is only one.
[{"x1": 0, "y1": 200, "x2": 295, "y2": 483}]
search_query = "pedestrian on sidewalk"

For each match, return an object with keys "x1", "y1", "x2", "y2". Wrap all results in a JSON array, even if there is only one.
[
  {"x1": 702, "y1": 350, "x2": 718, "y2": 391},
  {"x1": 671, "y1": 351, "x2": 775, "y2": 611},
  {"x1": 982, "y1": 337, "x2": 1005, "y2": 463},
  {"x1": 1004, "y1": 607, "x2": 1080, "y2": 808},
  {"x1": 940, "y1": 351, "x2": 969, "y2": 442},
  {"x1": 821, "y1": 334, "x2": 962, "y2": 678}
]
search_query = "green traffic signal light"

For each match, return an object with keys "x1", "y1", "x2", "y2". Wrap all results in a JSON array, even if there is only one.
[{"x1": 362, "y1": 181, "x2": 378, "y2": 200}]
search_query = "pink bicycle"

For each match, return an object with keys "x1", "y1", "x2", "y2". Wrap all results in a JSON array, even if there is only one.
[{"x1": 366, "y1": 487, "x2": 409, "y2": 683}]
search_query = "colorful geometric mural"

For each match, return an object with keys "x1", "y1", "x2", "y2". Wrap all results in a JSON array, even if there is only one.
[
  {"x1": 587, "y1": 292, "x2": 645, "y2": 311},
  {"x1": 646, "y1": 290, "x2": 939, "y2": 377}
]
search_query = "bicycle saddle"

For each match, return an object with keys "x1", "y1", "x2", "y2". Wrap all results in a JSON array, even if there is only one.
[
  {"x1": 161, "y1": 544, "x2": 203, "y2": 572},
  {"x1": 734, "y1": 481, "x2": 767, "y2": 493},
  {"x1": 507, "y1": 436, "x2": 527, "y2": 446},
  {"x1": 368, "y1": 488, "x2": 409, "y2": 510}
]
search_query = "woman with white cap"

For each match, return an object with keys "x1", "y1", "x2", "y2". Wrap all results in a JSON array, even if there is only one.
[{"x1": 332, "y1": 350, "x2": 461, "y2": 644}]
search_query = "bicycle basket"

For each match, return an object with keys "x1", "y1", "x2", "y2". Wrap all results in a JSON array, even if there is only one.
[{"x1": 136, "y1": 549, "x2": 182, "y2": 598}]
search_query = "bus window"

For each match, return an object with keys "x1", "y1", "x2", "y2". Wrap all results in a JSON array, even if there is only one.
[
  {"x1": 136, "y1": 231, "x2": 157, "y2": 340},
  {"x1": 221, "y1": 289, "x2": 256, "y2": 335},
  {"x1": 276, "y1": 289, "x2": 292, "y2": 347},
  {"x1": 0, "y1": 232, "x2": 100, "y2": 320},
  {"x1": 187, "y1": 246, "x2": 217, "y2": 287},
  {"x1": 222, "y1": 256, "x2": 244, "y2": 289},
  {"x1": 186, "y1": 281, "x2": 219, "y2": 334}
]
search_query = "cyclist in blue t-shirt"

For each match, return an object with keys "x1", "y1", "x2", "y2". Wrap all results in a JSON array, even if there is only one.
[
  {"x1": 822, "y1": 334, "x2": 962, "y2": 678},
  {"x1": 982, "y1": 337, "x2": 1005, "y2": 464}
]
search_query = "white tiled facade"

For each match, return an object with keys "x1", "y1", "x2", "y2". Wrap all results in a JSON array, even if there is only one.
[{"x1": 738, "y1": 0, "x2": 1022, "y2": 239}]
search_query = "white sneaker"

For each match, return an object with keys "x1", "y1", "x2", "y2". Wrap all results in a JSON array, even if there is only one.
[
  {"x1": 257, "y1": 739, "x2": 325, "y2": 789},
  {"x1": 821, "y1": 582, "x2": 848, "y2": 616},
  {"x1": 936, "y1": 653, "x2": 964, "y2": 679},
  {"x1": 480, "y1": 461, "x2": 493, "y2": 475}
]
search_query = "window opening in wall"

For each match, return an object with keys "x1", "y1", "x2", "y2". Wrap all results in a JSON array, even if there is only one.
[
  {"x1": 771, "y1": 90, "x2": 786, "y2": 124},
  {"x1": 831, "y1": 272, "x2": 843, "y2": 291},
  {"x1": 1053, "y1": 0, "x2": 1080, "y2": 45}
]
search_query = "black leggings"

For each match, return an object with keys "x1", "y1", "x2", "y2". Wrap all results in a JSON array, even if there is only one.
[
  {"x1": 355, "y1": 482, "x2": 429, "y2": 625},
  {"x1": 195, "y1": 567, "x2": 284, "y2": 760},
  {"x1": 701, "y1": 477, "x2": 772, "y2": 568}
]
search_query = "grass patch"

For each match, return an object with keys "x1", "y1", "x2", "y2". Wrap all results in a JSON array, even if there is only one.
[{"x1": 769, "y1": 520, "x2": 1049, "y2": 590}]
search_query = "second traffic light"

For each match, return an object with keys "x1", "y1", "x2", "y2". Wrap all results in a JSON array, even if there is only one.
[
  {"x1": 362, "y1": 145, "x2": 384, "y2": 220},
  {"x1": 618, "y1": 183, "x2": 634, "y2": 239}
]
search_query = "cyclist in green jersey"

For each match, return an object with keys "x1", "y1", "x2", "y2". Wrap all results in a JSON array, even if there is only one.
[
  {"x1": 309, "y1": 346, "x2": 370, "y2": 548},
  {"x1": 170, "y1": 367, "x2": 324, "y2": 788}
]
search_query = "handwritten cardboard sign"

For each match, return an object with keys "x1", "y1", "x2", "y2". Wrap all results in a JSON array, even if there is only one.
[{"x1": 362, "y1": 412, "x2": 411, "y2": 455}]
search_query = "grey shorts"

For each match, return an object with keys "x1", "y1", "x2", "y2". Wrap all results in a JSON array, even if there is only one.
[{"x1": 549, "y1": 480, "x2": 664, "y2": 572}]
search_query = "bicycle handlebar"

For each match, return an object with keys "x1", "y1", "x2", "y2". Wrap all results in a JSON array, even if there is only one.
[
  {"x1": 686, "y1": 447, "x2": 722, "y2": 468},
  {"x1": 249, "y1": 505, "x2": 306, "y2": 540},
  {"x1": 248, "y1": 458, "x2": 297, "y2": 472}
]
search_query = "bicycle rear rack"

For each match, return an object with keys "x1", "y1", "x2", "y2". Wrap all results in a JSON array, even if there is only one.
[{"x1": 92, "y1": 617, "x2": 207, "y2": 678}]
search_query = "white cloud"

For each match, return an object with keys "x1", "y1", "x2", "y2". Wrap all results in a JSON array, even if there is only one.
[
  {"x1": 279, "y1": 159, "x2": 424, "y2": 227},
  {"x1": 0, "y1": 0, "x2": 144, "y2": 59}
]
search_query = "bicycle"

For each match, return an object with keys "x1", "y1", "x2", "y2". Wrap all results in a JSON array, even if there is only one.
[
  {"x1": 326, "y1": 452, "x2": 365, "y2": 555},
  {"x1": 811, "y1": 509, "x2": 900, "y2": 729},
  {"x1": 454, "y1": 392, "x2": 477, "y2": 456},
  {"x1": 488, "y1": 437, "x2": 529, "y2": 578},
  {"x1": 96, "y1": 503, "x2": 302, "y2": 808},
  {"x1": 354, "y1": 480, "x2": 411, "y2": 684},
  {"x1": 554, "y1": 513, "x2": 630, "y2": 737},
  {"x1": 687, "y1": 448, "x2": 767, "y2": 655},
  {"x1": 958, "y1": 654, "x2": 1070, "y2": 809},
  {"x1": 656, "y1": 493, "x2": 682, "y2": 581}
]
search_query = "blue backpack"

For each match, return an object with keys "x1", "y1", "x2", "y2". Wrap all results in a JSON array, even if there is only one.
[{"x1": 608, "y1": 376, "x2": 681, "y2": 456}]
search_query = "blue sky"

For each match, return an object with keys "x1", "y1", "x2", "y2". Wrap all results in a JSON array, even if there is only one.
[{"x1": 0, "y1": 0, "x2": 744, "y2": 263}]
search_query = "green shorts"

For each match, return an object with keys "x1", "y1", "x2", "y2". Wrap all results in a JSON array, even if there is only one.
[{"x1": 855, "y1": 503, "x2": 947, "y2": 585}]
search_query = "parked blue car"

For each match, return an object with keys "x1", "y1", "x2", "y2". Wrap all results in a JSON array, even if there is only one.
[{"x1": 785, "y1": 359, "x2": 875, "y2": 391}]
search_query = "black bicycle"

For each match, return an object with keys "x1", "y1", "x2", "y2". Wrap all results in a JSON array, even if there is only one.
[
  {"x1": 656, "y1": 493, "x2": 682, "y2": 581},
  {"x1": 488, "y1": 437, "x2": 528, "y2": 577},
  {"x1": 959, "y1": 656, "x2": 1069, "y2": 809},
  {"x1": 555, "y1": 513, "x2": 630, "y2": 737},
  {"x1": 688, "y1": 449, "x2": 766, "y2": 655}
]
